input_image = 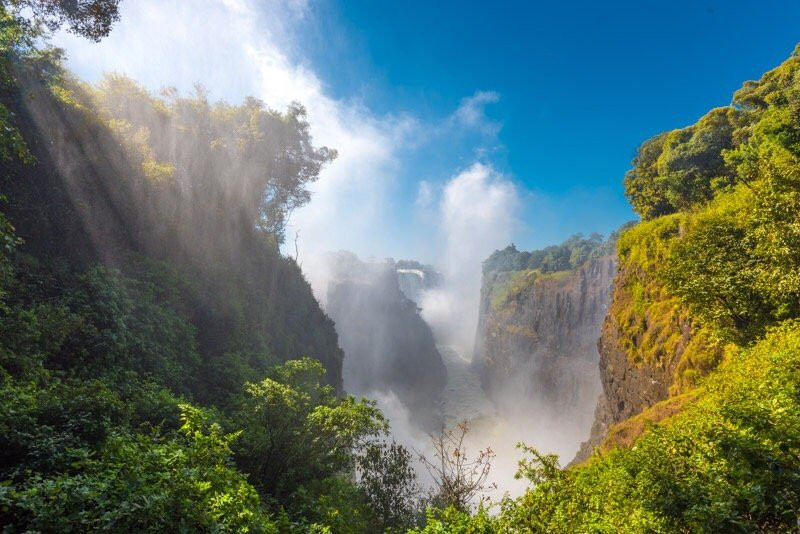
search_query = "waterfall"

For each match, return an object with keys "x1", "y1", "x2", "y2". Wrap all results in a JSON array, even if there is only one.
[{"x1": 396, "y1": 268, "x2": 427, "y2": 303}]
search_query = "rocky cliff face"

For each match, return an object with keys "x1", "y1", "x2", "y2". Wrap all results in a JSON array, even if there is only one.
[
  {"x1": 324, "y1": 252, "x2": 447, "y2": 430},
  {"x1": 572, "y1": 221, "x2": 723, "y2": 464},
  {"x1": 570, "y1": 261, "x2": 689, "y2": 464},
  {"x1": 475, "y1": 255, "x2": 617, "y2": 442}
]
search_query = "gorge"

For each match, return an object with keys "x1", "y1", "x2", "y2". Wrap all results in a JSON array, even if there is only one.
[
  {"x1": 4, "y1": 3, "x2": 800, "y2": 530},
  {"x1": 314, "y1": 233, "x2": 623, "y2": 496}
]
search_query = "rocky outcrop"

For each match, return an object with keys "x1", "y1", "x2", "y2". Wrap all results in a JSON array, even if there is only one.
[
  {"x1": 475, "y1": 255, "x2": 616, "y2": 439},
  {"x1": 597, "y1": 286, "x2": 690, "y2": 424},
  {"x1": 325, "y1": 252, "x2": 447, "y2": 430}
]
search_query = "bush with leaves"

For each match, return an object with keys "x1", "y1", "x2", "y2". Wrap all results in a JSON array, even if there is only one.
[
  {"x1": 231, "y1": 358, "x2": 385, "y2": 515},
  {"x1": 491, "y1": 321, "x2": 800, "y2": 532},
  {"x1": 1, "y1": 405, "x2": 275, "y2": 532},
  {"x1": 357, "y1": 439, "x2": 421, "y2": 532}
]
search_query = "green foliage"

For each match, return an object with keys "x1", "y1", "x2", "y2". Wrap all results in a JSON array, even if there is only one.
[
  {"x1": 0, "y1": 254, "x2": 200, "y2": 392},
  {"x1": 0, "y1": 15, "x2": 345, "y2": 402},
  {"x1": 0, "y1": 210, "x2": 18, "y2": 303},
  {"x1": 409, "y1": 505, "x2": 495, "y2": 534},
  {"x1": 0, "y1": 14, "x2": 380, "y2": 530},
  {"x1": 624, "y1": 107, "x2": 742, "y2": 219},
  {"x1": 611, "y1": 47, "x2": 800, "y2": 365},
  {"x1": 655, "y1": 51, "x2": 800, "y2": 345},
  {"x1": 232, "y1": 358, "x2": 386, "y2": 506},
  {"x1": 357, "y1": 440, "x2": 420, "y2": 532},
  {"x1": 89, "y1": 73, "x2": 336, "y2": 243},
  {"x1": 492, "y1": 321, "x2": 800, "y2": 532},
  {"x1": 662, "y1": 190, "x2": 775, "y2": 344},
  {"x1": 0, "y1": 7, "x2": 34, "y2": 164},
  {"x1": 0, "y1": 378, "x2": 124, "y2": 480},
  {"x1": 0, "y1": 257, "x2": 385, "y2": 531},
  {"x1": 0, "y1": 236, "x2": 384, "y2": 531},
  {"x1": 2, "y1": 405, "x2": 275, "y2": 532},
  {"x1": 0, "y1": 102, "x2": 29, "y2": 162},
  {"x1": 63, "y1": 263, "x2": 201, "y2": 389},
  {"x1": 6, "y1": 0, "x2": 121, "y2": 42}
]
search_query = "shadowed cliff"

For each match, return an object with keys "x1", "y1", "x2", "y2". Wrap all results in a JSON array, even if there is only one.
[{"x1": 324, "y1": 252, "x2": 447, "y2": 430}]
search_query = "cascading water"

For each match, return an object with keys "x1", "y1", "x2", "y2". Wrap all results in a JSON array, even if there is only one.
[{"x1": 396, "y1": 268, "x2": 427, "y2": 303}]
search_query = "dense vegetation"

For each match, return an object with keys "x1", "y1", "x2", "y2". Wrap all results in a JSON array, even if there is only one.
[
  {"x1": 0, "y1": 5, "x2": 423, "y2": 532},
  {"x1": 420, "y1": 322, "x2": 800, "y2": 532}
]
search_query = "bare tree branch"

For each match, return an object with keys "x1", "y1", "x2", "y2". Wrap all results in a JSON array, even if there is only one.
[{"x1": 416, "y1": 420, "x2": 496, "y2": 512}]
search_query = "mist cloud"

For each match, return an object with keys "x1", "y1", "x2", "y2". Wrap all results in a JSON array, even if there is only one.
[{"x1": 421, "y1": 163, "x2": 519, "y2": 359}]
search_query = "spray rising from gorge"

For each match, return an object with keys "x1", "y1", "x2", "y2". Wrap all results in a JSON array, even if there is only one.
[{"x1": 307, "y1": 230, "x2": 619, "y2": 498}]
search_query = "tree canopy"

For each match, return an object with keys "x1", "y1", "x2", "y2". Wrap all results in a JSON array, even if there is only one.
[
  {"x1": 483, "y1": 228, "x2": 630, "y2": 275},
  {"x1": 5, "y1": 0, "x2": 121, "y2": 41}
]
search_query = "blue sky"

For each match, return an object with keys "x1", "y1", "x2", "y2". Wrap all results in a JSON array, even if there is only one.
[
  {"x1": 55, "y1": 0, "x2": 800, "y2": 267},
  {"x1": 308, "y1": 0, "x2": 800, "y2": 179},
  {"x1": 299, "y1": 0, "x2": 800, "y2": 240}
]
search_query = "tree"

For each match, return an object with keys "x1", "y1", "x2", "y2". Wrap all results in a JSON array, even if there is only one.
[
  {"x1": 357, "y1": 440, "x2": 421, "y2": 532},
  {"x1": 232, "y1": 358, "x2": 386, "y2": 502},
  {"x1": 89, "y1": 75, "x2": 336, "y2": 245},
  {"x1": 418, "y1": 421, "x2": 496, "y2": 512},
  {"x1": 661, "y1": 204, "x2": 770, "y2": 344},
  {"x1": 624, "y1": 107, "x2": 741, "y2": 219}
]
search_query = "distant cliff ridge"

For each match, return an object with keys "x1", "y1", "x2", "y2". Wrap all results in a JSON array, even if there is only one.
[
  {"x1": 474, "y1": 252, "x2": 617, "y2": 449},
  {"x1": 324, "y1": 252, "x2": 447, "y2": 430}
]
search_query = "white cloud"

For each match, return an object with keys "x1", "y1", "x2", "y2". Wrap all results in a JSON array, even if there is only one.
[
  {"x1": 420, "y1": 162, "x2": 519, "y2": 358},
  {"x1": 452, "y1": 90, "x2": 501, "y2": 135},
  {"x1": 440, "y1": 162, "x2": 517, "y2": 261}
]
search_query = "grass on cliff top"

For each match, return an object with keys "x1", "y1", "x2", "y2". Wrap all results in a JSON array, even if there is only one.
[
  {"x1": 598, "y1": 391, "x2": 699, "y2": 453},
  {"x1": 611, "y1": 213, "x2": 725, "y2": 394},
  {"x1": 489, "y1": 269, "x2": 572, "y2": 311}
]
